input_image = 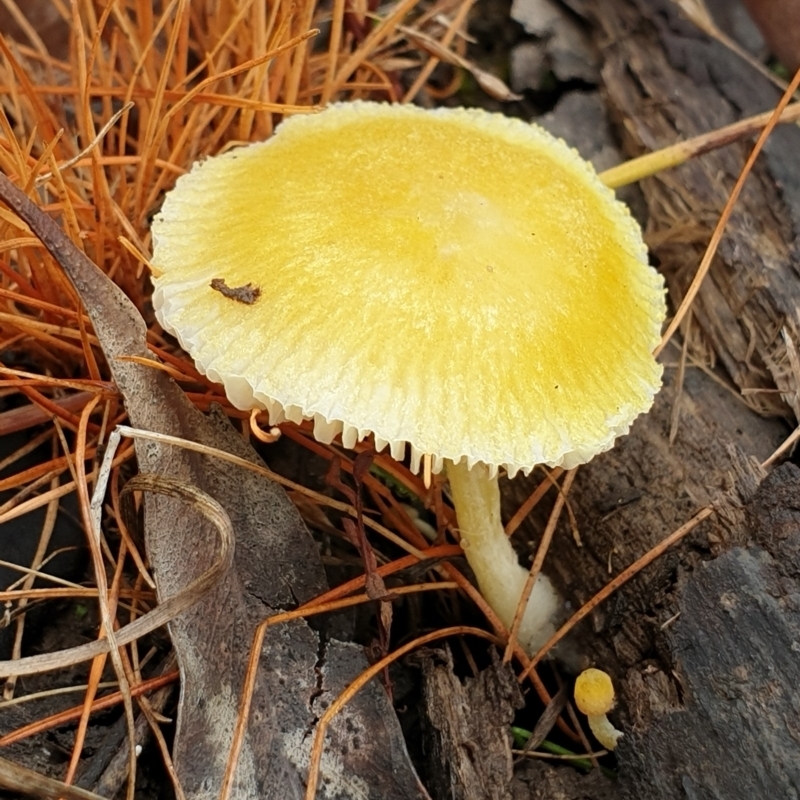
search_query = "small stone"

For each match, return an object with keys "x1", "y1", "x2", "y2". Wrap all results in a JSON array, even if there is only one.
[
  {"x1": 547, "y1": 15, "x2": 599, "y2": 83},
  {"x1": 510, "y1": 0, "x2": 563, "y2": 36},
  {"x1": 510, "y1": 42, "x2": 547, "y2": 92}
]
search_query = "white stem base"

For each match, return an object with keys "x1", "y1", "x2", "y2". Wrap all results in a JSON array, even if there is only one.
[
  {"x1": 588, "y1": 714, "x2": 623, "y2": 751},
  {"x1": 446, "y1": 459, "x2": 561, "y2": 655}
]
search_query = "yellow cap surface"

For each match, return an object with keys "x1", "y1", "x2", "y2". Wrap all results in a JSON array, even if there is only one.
[
  {"x1": 151, "y1": 102, "x2": 665, "y2": 476},
  {"x1": 574, "y1": 667, "x2": 616, "y2": 716}
]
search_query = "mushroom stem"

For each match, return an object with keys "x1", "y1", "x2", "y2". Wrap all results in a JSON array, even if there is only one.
[
  {"x1": 586, "y1": 714, "x2": 624, "y2": 752},
  {"x1": 446, "y1": 458, "x2": 560, "y2": 654}
]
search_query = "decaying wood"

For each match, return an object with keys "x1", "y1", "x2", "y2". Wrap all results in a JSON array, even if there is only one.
[
  {"x1": 497, "y1": 2, "x2": 800, "y2": 797},
  {"x1": 619, "y1": 464, "x2": 800, "y2": 799},
  {"x1": 598, "y1": 0, "x2": 800, "y2": 421},
  {"x1": 505, "y1": 0, "x2": 795, "y2": 669},
  {"x1": 421, "y1": 648, "x2": 523, "y2": 800},
  {"x1": 417, "y1": 644, "x2": 616, "y2": 800},
  {"x1": 512, "y1": 760, "x2": 618, "y2": 800}
]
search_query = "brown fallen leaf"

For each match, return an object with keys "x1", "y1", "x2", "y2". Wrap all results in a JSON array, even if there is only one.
[{"x1": 0, "y1": 174, "x2": 427, "y2": 799}]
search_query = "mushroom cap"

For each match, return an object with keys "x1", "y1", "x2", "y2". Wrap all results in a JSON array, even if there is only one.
[
  {"x1": 574, "y1": 667, "x2": 616, "y2": 716},
  {"x1": 151, "y1": 102, "x2": 665, "y2": 476}
]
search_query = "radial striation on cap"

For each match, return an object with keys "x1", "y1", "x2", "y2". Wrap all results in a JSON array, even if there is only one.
[{"x1": 151, "y1": 102, "x2": 665, "y2": 477}]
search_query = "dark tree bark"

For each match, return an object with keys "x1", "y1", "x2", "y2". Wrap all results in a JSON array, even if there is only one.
[{"x1": 620, "y1": 466, "x2": 800, "y2": 800}]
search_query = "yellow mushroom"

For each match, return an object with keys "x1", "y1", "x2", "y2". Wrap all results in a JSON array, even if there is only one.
[
  {"x1": 574, "y1": 668, "x2": 623, "y2": 750},
  {"x1": 150, "y1": 102, "x2": 666, "y2": 654}
]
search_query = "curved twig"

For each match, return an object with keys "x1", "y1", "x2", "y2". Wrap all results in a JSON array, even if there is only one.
[{"x1": 0, "y1": 474, "x2": 233, "y2": 678}]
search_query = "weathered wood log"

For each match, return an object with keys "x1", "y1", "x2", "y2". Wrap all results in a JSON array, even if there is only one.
[
  {"x1": 620, "y1": 465, "x2": 800, "y2": 799},
  {"x1": 420, "y1": 649, "x2": 523, "y2": 800},
  {"x1": 496, "y1": 1, "x2": 800, "y2": 797}
]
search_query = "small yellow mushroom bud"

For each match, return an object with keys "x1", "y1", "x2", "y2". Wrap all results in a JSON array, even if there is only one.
[{"x1": 574, "y1": 668, "x2": 623, "y2": 751}]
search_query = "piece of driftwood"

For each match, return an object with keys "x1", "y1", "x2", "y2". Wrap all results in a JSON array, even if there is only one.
[
  {"x1": 619, "y1": 464, "x2": 800, "y2": 799},
  {"x1": 420, "y1": 648, "x2": 523, "y2": 800}
]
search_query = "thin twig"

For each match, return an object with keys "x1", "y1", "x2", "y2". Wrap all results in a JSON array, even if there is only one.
[
  {"x1": 519, "y1": 506, "x2": 714, "y2": 679},
  {"x1": 504, "y1": 469, "x2": 577, "y2": 662},
  {"x1": 655, "y1": 67, "x2": 800, "y2": 356}
]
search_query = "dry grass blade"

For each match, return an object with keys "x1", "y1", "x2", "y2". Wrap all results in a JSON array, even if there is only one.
[
  {"x1": 0, "y1": 754, "x2": 108, "y2": 800},
  {"x1": 34, "y1": 100, "x2": 134, "y2": 184},
  {"x1": 66, "y1": 393, "x2": 134, "y2": 793},
  {"x1": 599, "y1": 100, "x2": 800, "y2": 188},
  {"x1": 520, "y1": 506, "x2": 715, "y2": 679},
  {"x1": 504, "y1": 466, "x2": 564, "y2": 537},
  {"x1": 513, "y1": 685, "x2": 569, "y2": 762},
  {"x1": 0, "y1": 587, "x2": 147, "y2": 602},
  {"x1": 401, "y1": 18, "x2": 520, "y2": 101},
  {"x1": 762, "y1": 423, "x2": 800, "y2": 466},
  {"x1": 0, "y1": 470, "x2": 234, "y2": 678},
  {"x1": 0, "y1": 681, "x2": 120, "y2": 712}
]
